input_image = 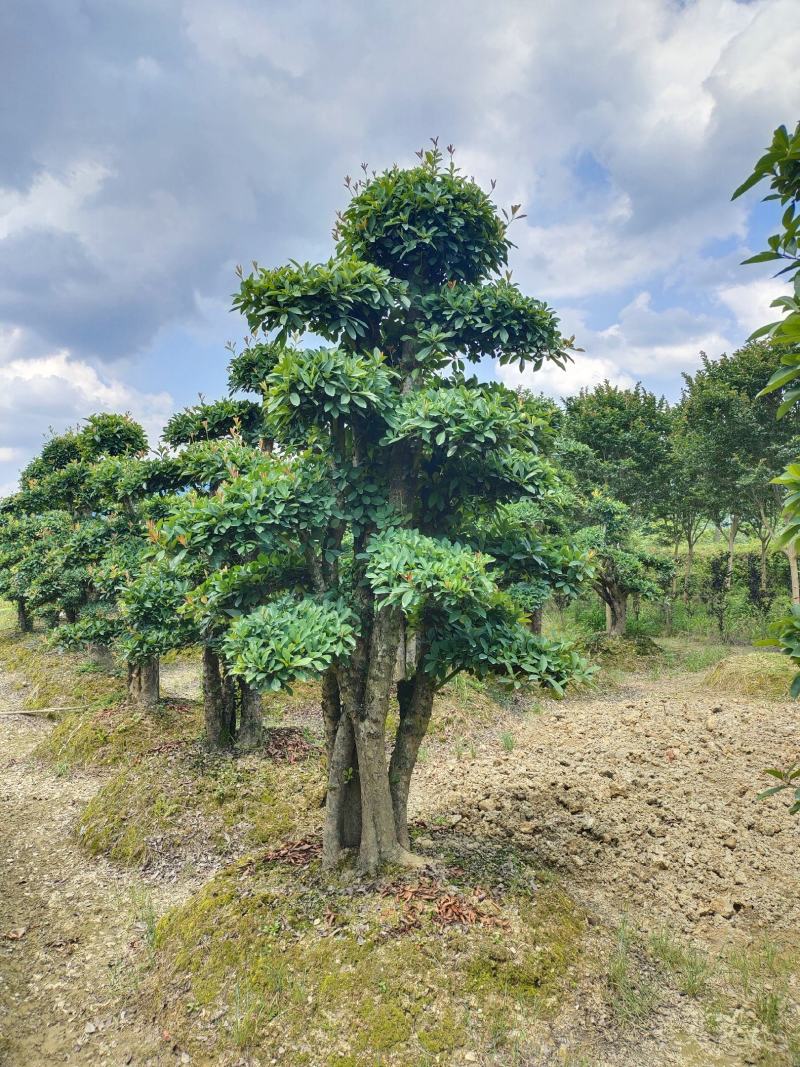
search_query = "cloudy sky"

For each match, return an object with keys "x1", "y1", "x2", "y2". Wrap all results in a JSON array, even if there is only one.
[{"x1": 1, "y1": 0, "x2": 799, "y2": 494}]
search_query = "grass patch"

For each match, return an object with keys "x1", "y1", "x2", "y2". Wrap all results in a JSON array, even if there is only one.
[
  {"x1": 149, "y1": 845, "x2": 585, "y2": 1064},
  {"x1": 649, "y1": 927, "x2": 712, "y2": 998},
  {"x1": 702, "y1": 652, "x2": 796, "y2": 700},
  {"x1": 35, "y1": 698, "x2": 200, "y2": 770},
  {"x1": 607, "y1": 918, "x2": 659, "y2": 1026},
  {"x1": 0, "y1": 626, "x2": 125, "y2": 714}
]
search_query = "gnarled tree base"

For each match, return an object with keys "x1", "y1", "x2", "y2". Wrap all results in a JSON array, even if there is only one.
[{"x1": 127, "y1": 656, "x2": 160, "y2": 708}]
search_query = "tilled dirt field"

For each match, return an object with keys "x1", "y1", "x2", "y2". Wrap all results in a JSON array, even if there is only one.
[{"x1": 415, "y1": 672, "x2": 799, "y2": 941}]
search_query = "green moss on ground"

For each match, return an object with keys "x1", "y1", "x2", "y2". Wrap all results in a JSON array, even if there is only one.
[
  {"x1": 35, "y1": 699, "x2": 201, "y2": 769},
  {"x1": 149, "y1": 843, "x2": 586, "y2": 1065},
  {"x1": 0, "y1": 626, "x2": 125, "y2": 716},
  {"x1": 77, "y1": 738, "x2": 325, "y2": 867}
]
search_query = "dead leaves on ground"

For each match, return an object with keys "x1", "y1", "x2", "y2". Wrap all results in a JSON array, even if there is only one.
[
  {"x1": 381, "y1": 877, "x2": 510, "y2": 935},
  {"x1": 261, "y1": 727, "x2": 315, "y2": 763},
  {"x1": 261, "y1": 837, "x2": 321, "y2": 867}
]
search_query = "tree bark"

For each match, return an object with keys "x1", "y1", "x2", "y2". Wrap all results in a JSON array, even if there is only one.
[
  {"x1": 389, "y1": 670, "x2": 435, "y2": 849},
  {"x1": 127, "y1": 656, "x2": 159, "y2": 708},
  {"x1": 529, "y1": 606, "x2": 543, "y2": 635},
  {"x1": 322, "y1": 711, "x2": 362, "y2": 866},
  {"x1": 786, "y1": 541, "x2": 800, "y2": 605},
  {"x1": 725, "y1": 516, "x2": 739, "y2": 590},
  {"x1": 322, "y1": 604, "x2": 425, "y2": 873},
  {"x1": 759, "y1": 537, "x2": 770, "y2": 594},
  {"x1": 16, "y1": 599, "x2": 31, "y2": 633},
  {"x1": 605, "y1": 593, "x2": 627, "y2": 636},
  {"x1": 237, "y1": 680, "x2": 263, "y2": 750},
  {"x1": 683, "y1": 542, "x2": 695, "y2": 604},
  {"x1": 203, "y1": 645, "x2": 234, "y2": 750}
]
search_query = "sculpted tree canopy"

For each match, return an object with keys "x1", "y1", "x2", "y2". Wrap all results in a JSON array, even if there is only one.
[{"x1": 154, "y1": 143, "x2": 591, "y2": 872}]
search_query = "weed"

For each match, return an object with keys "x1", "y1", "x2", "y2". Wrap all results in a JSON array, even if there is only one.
[
  {"x1": 649, "y1": 927, "x2": 711, "y2": 998},
  {"x1": 608, "y1": 919, "x2": 658, "y2": 1025},
  {"x1": 500, "y1": 730, "x2": 516, "y2": 752}
]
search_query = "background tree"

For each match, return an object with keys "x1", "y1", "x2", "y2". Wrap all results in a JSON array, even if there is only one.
[
  {"x1": 579, "y1": 495, "x2": 673, "y2": 636},
  {"x1": 681, "y1": 342, "x2": 800, "y2": 594},
  {"x1": 561, "y1": 382, "x2": 672, "y2": 517},
  {"x1": 654, "y1": 406, "x2": 709, "y2": 602}
]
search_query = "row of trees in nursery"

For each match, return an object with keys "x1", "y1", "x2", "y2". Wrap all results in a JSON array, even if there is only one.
[
  {"x1": 556, "y1": 338, "x2": 800, "y2": 634},
  {"x1": 1, "y1": 135, "x2": 798, "y2": 861}
]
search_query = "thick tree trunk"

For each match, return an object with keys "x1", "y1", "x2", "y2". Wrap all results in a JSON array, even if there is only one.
[
  {"x1": 605, "y1": 593, "x2": 627, "y2": 636},
  {"x1": 786, "y1": 541, "x2": 800, "y2": 605},
  {"x1": 203, "y1": 645, "x2": 234, "y2": 750},
  {"x1": 221, "y1": 668, "x2": 238, "y2": 742},
  {"x1": 237, "y1": 680, "x2": 263, "y2": 750},
  {"x1": 323, "y1": 606, "x2": 425, "y2": 873},
  {"x1": 16, "y1": 599, "x2": 31, "y2": 633},
  {"x1": 127, "y1": 656, "x2": 159, "y2": 708}
]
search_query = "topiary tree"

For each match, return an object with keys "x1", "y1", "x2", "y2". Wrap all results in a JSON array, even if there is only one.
[
  {"x1": 580, "y1": 495, "x2": 673, "y2": 636},
  {"x1": 152, "y1": 142, "x2": 590, "y2": 872}
]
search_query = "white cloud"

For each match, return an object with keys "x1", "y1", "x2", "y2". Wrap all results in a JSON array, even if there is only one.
[
  {"x1": 0, "y1": 161, "x2": 110, "y2": 241},
  {"x1": 716, "y1": 276, "x2": 789, "y2": 338},
  {"x1": 498, "y1": 351, "x2": 636, "y2": 399},
  {"x1": 1, "y1": 0, "x2": 799, "y2": 485},
  {"x1": 0, "y1": 342, "x2": 174, "y2": 494}
]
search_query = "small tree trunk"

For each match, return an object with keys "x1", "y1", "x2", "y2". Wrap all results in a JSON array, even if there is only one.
[
  {"x1": 321, "y1": 669, "x2": 361, "y2": 865},
  {"x1": 529, "y1": 606, "x2": 543, "y2": 635},
  {"x1": 127, "y1": 656, "x2": 159, "y2": 708},
  {"x1": 322, "y1": 711, "x2": 362, "y2": 865},
  {"x1": 759, "y1": 537, "x2": 770, "y2": 594},
  {"x1": 725, "y1": 516, "x2": 739, "y2": 590},
  {"x1": 786, "y1": 541, "x2": 800, "y2": 605},
  {"x1": 202, "y1": 645, "x2": 234, "y2": 750},
  {"x1": 389, "y1": 670, "x2": 435, "y2": 849},
  {"x1": 237, "y1": 680, "x2": 263, "y2": 750},
  {"x1": 16, "y1": 600, "x2": 31, "y2": 633},
  {"x1": 683, "y1": 542, "x2": 695, "y2": 604}
]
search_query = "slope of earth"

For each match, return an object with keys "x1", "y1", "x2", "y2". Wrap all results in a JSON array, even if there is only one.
[
  {"x1": 1, "y1": 624, "x2": 799, "y2": 1065},
  {"x1": 0, "y1": 663, "x2": 195, "y2": 1065}
]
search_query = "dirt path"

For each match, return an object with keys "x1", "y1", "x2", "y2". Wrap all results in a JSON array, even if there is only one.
[{"x1": 0, "y1": 668, "x2": 182, "y2": 1067}]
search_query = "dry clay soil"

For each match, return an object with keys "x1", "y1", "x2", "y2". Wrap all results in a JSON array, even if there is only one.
[{"x1": 0, "y1": 659, "x2": 799, "y2": 1066}]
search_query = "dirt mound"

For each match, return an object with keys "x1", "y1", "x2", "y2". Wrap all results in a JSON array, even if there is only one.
[
  {"x1": 702, "y1": 650, "x2": 796, "y2": 700},
  {"x1": 583, "y1": 632, "x2": 665, "y2": 661}
]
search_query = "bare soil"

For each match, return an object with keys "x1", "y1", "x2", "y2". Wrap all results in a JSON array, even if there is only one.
[{"x1": 1, "y1": 656, "x2": 798, "y2": 1065}]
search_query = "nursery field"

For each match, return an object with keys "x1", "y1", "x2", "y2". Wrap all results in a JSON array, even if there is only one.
[{"x1": 1, "y1": 613, "x2": 798, "y2": 1067}]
